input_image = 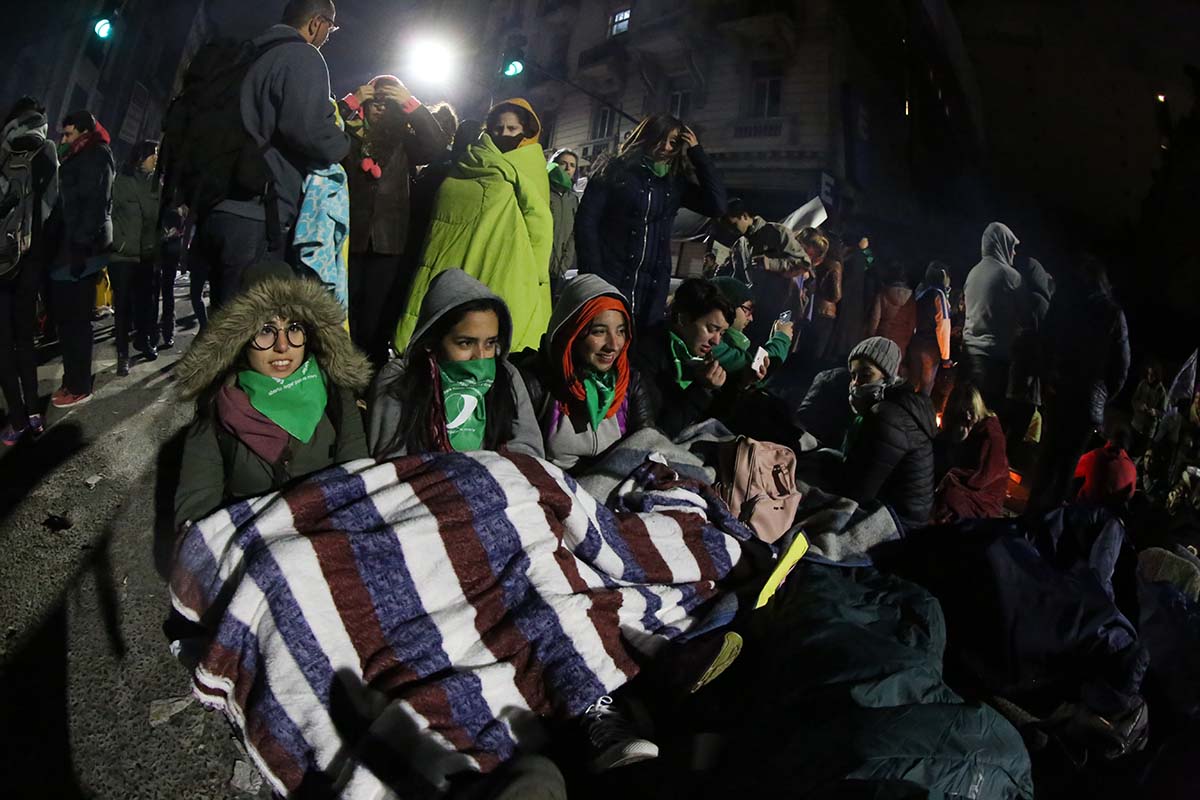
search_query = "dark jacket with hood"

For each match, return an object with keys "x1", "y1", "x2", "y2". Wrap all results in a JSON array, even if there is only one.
[
  {"x1": 513, "y1": 274, "x2": 655, "y2": 471},
  {"x1": 215, "y1": 25, "x2": 351, "y2": 231},
  {"x1": 367, "y1": 269, "x2": 543, "y2": 460},
  {"x1": 1006, "y1": 257, "x2": 1054, "y2": 406},
  {"x1": 48, "y1": 121, "x2": 114, "y2": 279},
  {"x1": 173, "y1": 274, "x2": 374, "y2": 527},
  {"x1": 963, "y1": 222, "x2": 1025, "y2": 361},
  {"x1": 110, "y1": 169, "x2": 161, "y2": 263},
  {"x1": 841, "y1": 384, "x2": 937, "y2": 528},
  {"x1": 1041, "y1": 276, "x2": 1130, "y2": 427},
  {"x1": 0, "y1": 109, "x2": 59, "y2": 265},
  {"x1": 575, "y1": 146, "x2": 726, "y2": 328},
  {"x1": 338, "y1": 83, "x2": 447, "y2": 256}
]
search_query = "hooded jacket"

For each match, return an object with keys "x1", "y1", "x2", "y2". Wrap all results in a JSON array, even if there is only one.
[
  {"x1": 0, "y1": 110, "x2": 59, "y2": 263},
  {"x1": 548, "y1": 170, "x2": 579, "y2": 278},
  {"x1": 338, "y1": 78, "x2": 448, "y2": 255},
  {"x1": 368, "y1": 268, "x2": 543, "y2": 460},
  {"x1": 1006, "y1": 257, "x2": 1054, "y2": 405},
  {"x1": 173, "y1": 275, "x2": 374, "y2": 526},
  {"x1": 48, "y1": 120, "x2": 114, "y2": 278},
  {"x1": 395, "y1": 98, "x2": 553, "y2": 353},
  {"x1": 215, "y1": 25, "x2": 351, "y2": 231},
  {"x1": 963, "y1": 222, "x2": 1025, "y2": 360},
  {"x1": 841, "y1": 384, "x2": 938, "y2": 529},
  {"x1": 512, "y1": 274, "x2": 655, "y2": 470},
  {"x1": 110, "y1": 169, "x2": 161, "y2": 263},
  {"x1": 868, "y1": 283, "x2": 917, "y2": 357},
  {"x1": 575, "y1": 142, "x2": 726, "y2": 329}
]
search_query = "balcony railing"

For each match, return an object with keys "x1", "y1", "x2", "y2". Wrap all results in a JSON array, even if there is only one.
[{"x1": 733, "y1": 117, "x2": 785, "y2": 139}]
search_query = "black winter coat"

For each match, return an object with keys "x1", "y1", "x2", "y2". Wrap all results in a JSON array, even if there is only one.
[
  {"x1": 339, "y1": 103, "x2": 447, "y2": 256},
  {"x1": 841, "y1": 385, "x2": 937, "y2": 528},
  {"x1": 50, "y1": 138, "x2": 114, "y2": 268},
  {"x1": 795, "y1": 367, "x2": 852, "y2": 448},
  {"x1": 575, "y1": 148, "x2": 726, "y2": 329},
  {"x1": 1041, "y1": 284, "x2": 1130, "y2": 427},
  {"x1": 632, "y1": 325, "x2": 723, "y2": 439}
]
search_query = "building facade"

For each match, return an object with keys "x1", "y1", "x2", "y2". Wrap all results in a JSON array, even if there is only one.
[{"x1": 473, "y1": 0, "x2": 984, "y2": 238}]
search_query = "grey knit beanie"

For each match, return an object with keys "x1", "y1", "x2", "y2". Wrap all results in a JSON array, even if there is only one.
[{"x1": 848, "y1": 336, "x2": 902, "y2": 382}]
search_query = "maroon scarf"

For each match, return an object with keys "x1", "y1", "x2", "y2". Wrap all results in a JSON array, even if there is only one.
[{"x1": 216, "y1": 385, "x2": 290, "y2": 464}]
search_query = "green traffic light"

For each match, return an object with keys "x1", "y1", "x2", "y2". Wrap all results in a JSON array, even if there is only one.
[
  {"x1": 503, "y1": 60, "x2": 524, "y2": 77},
  {"x1": 94, "y1": 18, "x2": 113, "y2": 39}
]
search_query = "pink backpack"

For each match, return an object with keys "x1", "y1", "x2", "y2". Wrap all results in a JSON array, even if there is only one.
[{"x1": 715, "y1": 437, "x2": 803, "y2": 544}]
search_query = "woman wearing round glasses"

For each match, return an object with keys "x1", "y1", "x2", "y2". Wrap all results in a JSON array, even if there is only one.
[{"x1": 172, "y1": 263, "x2": 373, "y2": 528}]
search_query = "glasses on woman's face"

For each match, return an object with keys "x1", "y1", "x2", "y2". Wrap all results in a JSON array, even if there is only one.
[{"x1": 250, "y1": 322, "x2": 307, "y2": 351}]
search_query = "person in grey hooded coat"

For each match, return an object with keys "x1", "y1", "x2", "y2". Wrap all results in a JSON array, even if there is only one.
[
  {"x1": 367, "y1": 269, "x2": 543, "y2": 460},
  {"x1": 963, "y1": 222, "x2": 1028, "y2": 416}
]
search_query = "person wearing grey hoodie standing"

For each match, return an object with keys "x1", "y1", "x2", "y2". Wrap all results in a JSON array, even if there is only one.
[
  {"x1": 193, "y1": 0, "x2": 350, "y2": 308},
  {"x1": 962, "y1": 222, "x2": 1027, "y2": 417},
  {"x1": 367, "y1": 269, "x2": 543, "y2": 460},
  {"x1": 547, "y1": 148, "x2": 580, "y2": 300}
]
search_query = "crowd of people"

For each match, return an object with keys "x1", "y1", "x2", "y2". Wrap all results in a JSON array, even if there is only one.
[{"x1": 4, "y1": 0, "x2": 1200, "y2": 795}]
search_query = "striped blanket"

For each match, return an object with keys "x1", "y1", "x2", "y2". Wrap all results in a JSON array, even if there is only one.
[{"x1": 170, "y1": 450, "x2": 751, "y2": 797}]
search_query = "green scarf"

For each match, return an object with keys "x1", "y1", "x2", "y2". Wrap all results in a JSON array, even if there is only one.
[
  {"x1": 645, "y1": 159, "x2": 670, "y2": 178},
  {"x1": 237, "y1": 356, "x2": 328, "y2": 443},
  {"x1": 548, "y1": 163, "x2": 573, "y2": 192},
  {"x1": 439, "y1": 357, "x2": 496, "y2": 452},
  {"x1": 723, "y1": 327, "x2": 750, "y2": 354},
  {"x1": 669, "y1": 331, "x2": 697, "y2": 390},
  {"x1": 582, "y1": 369, "x2": 616, "y2": 428}
]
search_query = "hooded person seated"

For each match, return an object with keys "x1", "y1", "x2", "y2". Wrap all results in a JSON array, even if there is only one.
[
  {"x1": 932, "y1": 382, "x2": 1009, "y2": 523},
  {"x1": 1072, "y1": 426, "x2": 1137, "y2": 509},
  {"x1": 839, "y1": 336, "x2": 937, "y2": 529},
  {"x1": 368, "y1": 269, "x2": 543, "y2": 460},
  {"x1": 632, "y1": 278, "x2": 767, "y2": 439},
  {"x1": 174, "y1": 263, "x2": 373, "y2": 528},
  {"x1": 512, "y1": 274, "x2": 655, "y2": 472}
]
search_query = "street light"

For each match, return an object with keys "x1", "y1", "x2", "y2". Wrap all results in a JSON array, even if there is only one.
[
  {"x1": 1156, "y1": 93, "x2": 1167, "y2": 103},
  {"x1": 407, "y1": 39, "x2": 455, "y2": 86}
]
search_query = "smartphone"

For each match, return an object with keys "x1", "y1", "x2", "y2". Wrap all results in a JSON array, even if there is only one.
[
  {"x1": 778, "y1": 310, "x2": 792, "y2": 323},
  {"x1": 751, "y1": 346, "x2": 769, "y2": 372}
]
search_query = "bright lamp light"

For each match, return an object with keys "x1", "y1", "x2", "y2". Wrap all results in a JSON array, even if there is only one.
[
  {"x1": 94, "y1": 18, "x2": 113, "y2": 39},
  {"x1": 407, "y1": 39, "x2": 455, "y2": 85}
]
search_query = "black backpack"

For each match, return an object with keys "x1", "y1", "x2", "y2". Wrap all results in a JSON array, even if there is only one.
[
  {"x1": 159, "y1": 37, "x2": 291, "y2": 234},
  {"x1": 0, "y1": 140, "x2": 43, "y2": 280}
]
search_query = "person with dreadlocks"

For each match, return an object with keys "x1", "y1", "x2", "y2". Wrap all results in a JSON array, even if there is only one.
[{"x1": 338, "y1": 74, "x2": 447, "y2": 366}]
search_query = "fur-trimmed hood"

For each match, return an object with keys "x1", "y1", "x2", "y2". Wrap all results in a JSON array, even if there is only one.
[{"x1": 174, "y1": 277, "x2": 374, "y2": 399}]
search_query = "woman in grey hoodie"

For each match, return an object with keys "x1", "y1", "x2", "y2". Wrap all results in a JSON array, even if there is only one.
[{"x1": 367, "y1": 269, "x2": 543, "y2": 460}]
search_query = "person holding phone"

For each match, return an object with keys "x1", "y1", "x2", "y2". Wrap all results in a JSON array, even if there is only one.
[
  {"x1": 709, "y1": 277, "x2": 793, "y2": 377},
  {"x1": 575, "y1": 114, "x2": 727, "y2": 330}
]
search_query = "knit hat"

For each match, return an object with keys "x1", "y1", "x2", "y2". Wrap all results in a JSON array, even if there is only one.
[
  {"x1": 712, "y1": 277, "x2": 752, "y2": 308},
  {"x1": 848, "y1": 336, "x2": 902, "y2": 382}
]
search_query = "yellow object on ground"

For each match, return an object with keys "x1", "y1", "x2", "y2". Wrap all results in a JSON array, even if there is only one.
[{"x1": 755, "y1": 531, "x2": 810, "y2": 609}]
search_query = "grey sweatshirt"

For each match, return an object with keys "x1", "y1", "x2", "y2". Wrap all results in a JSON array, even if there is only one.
[
  {"x1": 963, "y1": 221, "x2": 1026, "y2": 360},
  {"x1": 216, "y1": 25, "x2": 351, "y2": 230}
]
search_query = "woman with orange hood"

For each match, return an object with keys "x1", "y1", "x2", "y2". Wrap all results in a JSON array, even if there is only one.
[
  {"x1": 394, "y1": 98, "x2": 553, "y2": 354},
  {"x1": 513, "y1": 274, "x2": 655, "y2": 471}
]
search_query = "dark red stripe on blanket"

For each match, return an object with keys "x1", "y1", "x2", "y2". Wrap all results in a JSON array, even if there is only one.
[
  {"x1": 660, "y1": 509, "x2": 720, "y2": 580},
  {"x1": 407, "y1": 462, "x2": 550, "y2": 719},
  {"x1": 508, "y1": 454, "x2": 639, "y2": 682},
  {"x1": 618, "y1": 512, "x2": 674, "y2": 583}
]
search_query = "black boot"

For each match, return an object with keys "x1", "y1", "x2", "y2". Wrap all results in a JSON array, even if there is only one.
[{"x1": 117, "y1": 356, "x2": 131, "y2": 377}]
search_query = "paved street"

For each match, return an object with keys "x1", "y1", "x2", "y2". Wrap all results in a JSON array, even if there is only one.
[{"x1": 0, "y1": 280, "x2": 267, "y2": 799}]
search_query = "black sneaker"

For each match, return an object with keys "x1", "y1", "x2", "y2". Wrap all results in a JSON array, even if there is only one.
[
  {"x1": 159, "y1": 336, "x2": 174, "y2": 349},
  {"x1": 580, "y1": 695, "x2": 659, "y2": 772}
]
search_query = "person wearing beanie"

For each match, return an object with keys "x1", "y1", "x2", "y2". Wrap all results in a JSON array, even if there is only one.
[
  {"x1": 338, "y1": 74, "x2": 448, "y2": 367},
  {"x1": 709, "y1": 276, "x2": 793, "y2": 375},
  {"x1": 46, "y1": 109, "x2": 115, "y2": 408},
  {"x1": 173, "y1": 264, "x2": 373, "y2": 527},
  {"x1": 837, "y1": 336, "x2": 937, "y2": 528},
  {"x1": 512, "y1": 274, "x2": 655, "y2": 471},
  {"x1": 394, "y1": 98, "x2": 553, "y2": 355}
]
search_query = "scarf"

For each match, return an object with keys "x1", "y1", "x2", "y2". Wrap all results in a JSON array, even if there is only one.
[
  {"x1": 63, "y1": 120, "x2": 112, "y2": 161},
  {"x1": 555, "y1": 296, "x2": 630, "y2": 422},
  {"x1": 722, "y1": 326, "x2": 750, "y2": 354},
  {"x1": 548, "y1": 162, "x2": 573, "y2": 192},
  {"x1": 669, "y1": 331, "x2": 696, "y2": 390},
  {"x1": 439, "y1": 357, "x2": 496, "y2": 452},
  {"x1": 583, "y1": 369, "x2": 617, "y2": 429},
  {"x1": 216, "y1": 384, "x2": 292, "y2": 464},
  {"x1": 645, "y1": 159, "x2": 670, "y2": 178},
  {"x1": 236, "y1": 356, "x2": 328, "y2": 444}
]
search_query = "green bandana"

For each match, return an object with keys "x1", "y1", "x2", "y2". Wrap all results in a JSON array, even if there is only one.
[
  {"x1": 646, "y1": 159, "x2": 670, "y2": 178},
  {"x1": 723, "y1": 327, "x2": 750, "y2": 354},
  {"x1": 548, "y1": 163, "x2": 573, "y2": 192},
  {"x1": 237, "y1": 356, "x2": 328, "y2": 443},
  {"x1": 439, "y1": 357, "x2": 496, "y2": 452},
  {"x1": 582, "y1": 369, "x2": 617, "y2": 428},
  {"x1": 669, "y1": 331, "x2": 697, "y2": 390}
]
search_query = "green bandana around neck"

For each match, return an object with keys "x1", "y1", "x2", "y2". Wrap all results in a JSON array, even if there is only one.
[
  {"x1": 548, "y1": 163, "x2": 573, "y2": 192},
  {"x1": 582, "y1": 369, "x2": 616, "y2": 428},
  {"x1": 668, "y1": 331, "x2": 697, "y2": 390},
  {"x1": 723, "y1": 327, "x2": 750, "y2": 353},
  {"x1": 645, "y1": 159, "x2": 670, "y2": 178},
  {"x1": 439, "y1": 357, "x2": 496, "y2": 452},
  {"x1": 237, "y1": 356, "x2": 328, "y2": 443}
]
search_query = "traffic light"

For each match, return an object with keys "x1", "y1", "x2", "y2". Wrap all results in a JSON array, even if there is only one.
[
  {"x1": 501, "y1": 35, "x2": 526, "y2": 78},
  {"x1": 93, "y1": 2, "x2": 120, "y2": 39},
  {"x1": 93, "y1": 18, "x2": 114, "y2": 39}
]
